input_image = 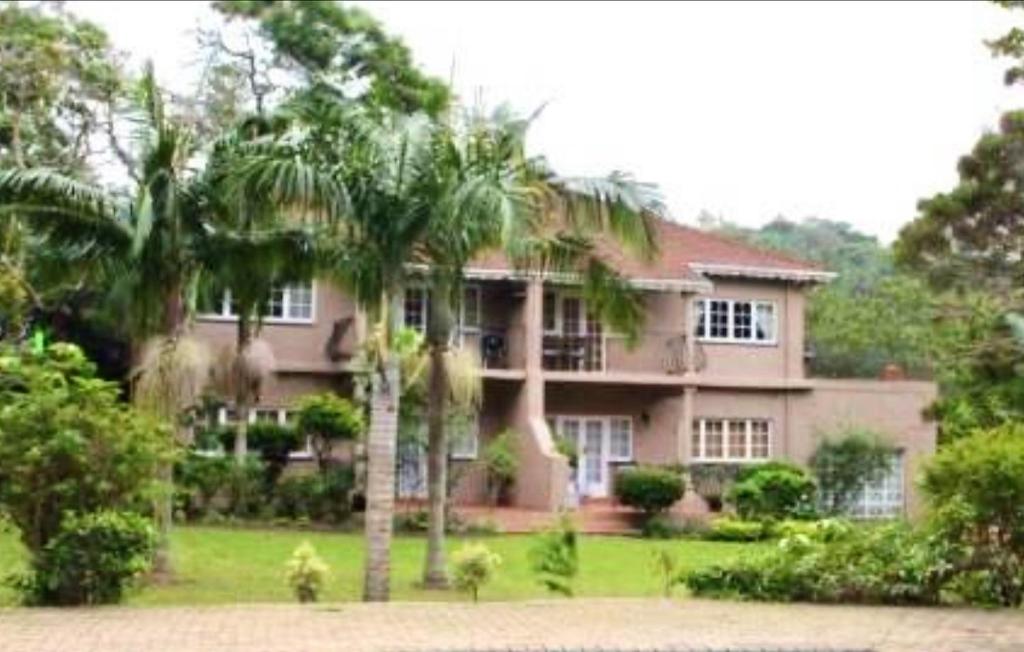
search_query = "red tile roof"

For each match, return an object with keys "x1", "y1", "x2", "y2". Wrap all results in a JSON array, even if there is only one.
[{"x1": 468, "y1": 218, "x2": 826, "y2": 282}]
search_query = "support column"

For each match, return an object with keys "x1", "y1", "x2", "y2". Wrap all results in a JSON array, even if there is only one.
[
  {"x1": 523, "y1": 276, "x2": 545, "y2": 419},
  {"x1": 682, "y1": 293, "x2": 697, "y2": 375},
  {"x1": 678, "y1": 386, "x2": 696, "y2": 464}
]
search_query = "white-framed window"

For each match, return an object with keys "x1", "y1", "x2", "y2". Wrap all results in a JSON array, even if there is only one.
[
  {"x1": 200, "y1": 282, "x2": 316, "y2": 324},
  {"x1": 407, "y1": 412, "x2": 480, "y2": 460},
  {"x1": 542, "y1": 289, "x2": 600, "y2": 337},
  {"x1": 448, "y1": 414, "x2": 479, "y2": 460},
  {"x1": 693, "y1": 298, "x2": 777, "y2": 344},
  {"x1": 691, "y1": 418, "x2": 772, "y2": 461},
  {"x1": 847, "y1": 451, "x2": 904, "y2": 519},
  {"x1": 608, "y1": 417, "x2": 633, "y2": 462},
  {"x1": 549, "y1": 415, "x2": 634, "y2": 463},
  {"x1": 402, "y1": 284, "x2": 481, "y2": 336},
  {"x1": 217, "y1": 406, "x2": 311, "y2": 458}
]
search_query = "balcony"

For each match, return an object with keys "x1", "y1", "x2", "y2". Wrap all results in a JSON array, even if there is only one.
[
  {"x1": 461, "y1": 325, "x2": 526, "y2": 371},
  {"x1": 542, "y1": 331, "x2": 706, "y2": 375}
]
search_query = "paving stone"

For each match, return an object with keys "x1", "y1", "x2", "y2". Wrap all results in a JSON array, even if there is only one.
[{"x1": 0, "y1": 598, "x2": 1020, "y2": 652}]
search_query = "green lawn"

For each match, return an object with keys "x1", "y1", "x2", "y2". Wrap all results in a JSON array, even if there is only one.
[{"x1": 0, "y1": 525, "x2": 765, "y2": 606}]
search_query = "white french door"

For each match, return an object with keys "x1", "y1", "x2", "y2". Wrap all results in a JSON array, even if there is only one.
[
  {"x1": 551, "y1": 416, "x2": 633, "y2": 498},
  {"x1": 582, "y1": 419, "x2": 607, "y2": 496}
]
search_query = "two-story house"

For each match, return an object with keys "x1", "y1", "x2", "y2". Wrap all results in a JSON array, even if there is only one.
[{"x1": 192, "y1": 219, "x2": 937, "y2": 518}]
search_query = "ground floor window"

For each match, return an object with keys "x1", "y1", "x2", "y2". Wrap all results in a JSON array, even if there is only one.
[
  {"x1": 691, "y1": 418, "x2": 771, "y2": 461},
  {"x1": 847, "y1": 451, "x2": 904, "y2": 519},
  {"x1": 396, "y1": 413, "x2": 480, "y2": 499},
  {"x1": 217, "y1": 406, "x2": 310, "y2": 459}
]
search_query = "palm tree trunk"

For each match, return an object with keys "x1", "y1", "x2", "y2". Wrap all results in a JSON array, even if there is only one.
[
  {"x1": 363, "y1": 294, "x2": 402, "y2": 602},
  {"x1": 153, "y1": 284, "x2": 186, "y2": 577},
  {"x1": 363, "y1": 354, "x2": 399, "y2": 601},
  {"x1": 423, "y1": 282, "x2": 454, "y2": 588},
  {"x1": 234, "y1": 316, "x2": 253, "y2": 460}
]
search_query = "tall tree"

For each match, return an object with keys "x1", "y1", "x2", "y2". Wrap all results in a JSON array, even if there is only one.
[
  {"x1": 701, "y1": 215, "x2": 932, "y2": 378},
  {"x1": 0, "y1": 66, "x2": 314, "y2": 572},
  {"x1": 198, "y1": 117, "x2": 322, "y2": 458},
  {"x1": 413, "y1": 107, "x2": 662, "y2": 587},
  {"x1": 0, "y1": 1, "x2": 129, "y2": 340},
  {"x1": 234, "y1": 95, "x2": 662, "y2": 598},
  {"x1": 0, "y1": 1, "x2": 126, "y2": 174},
  {"x1": 212, "y1": 0, "x2": 450, "y2": 117},
  {"x1": 895, "y1": 110, "x2": 1024, "y2": 293}
]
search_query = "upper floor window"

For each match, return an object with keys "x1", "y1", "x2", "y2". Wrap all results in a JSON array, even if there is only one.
[
  {"x1": 403, "y1": 285, "x2": 480, "y2": 335},
  {"x1": 691, "y1": 417, "x2": 771, "y2": 462},
  {"x1": 217, "y1": 406, "x2": 311, "y2": 458},
  {"x1": 543, "y1": 290, "x2": 601, "y2": 336},
  {"x1": 694, "y1": 298, "x2": 776, "y2": 344},
  {"x1": 200, "y1": 282, "x2": 315, "y2": 324}
]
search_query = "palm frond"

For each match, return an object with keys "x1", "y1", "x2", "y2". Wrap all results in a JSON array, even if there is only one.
[
  {"x1": 0, "y1": 168, "x2": 133, "y2": 263},
  {"x1": 551, "y1": 172, "x2": 663, "y2": 262}
]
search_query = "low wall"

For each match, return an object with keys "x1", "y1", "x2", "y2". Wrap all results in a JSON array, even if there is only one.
[{"x1": 513, "y1": 417, "x2": 569, "y2": 511}]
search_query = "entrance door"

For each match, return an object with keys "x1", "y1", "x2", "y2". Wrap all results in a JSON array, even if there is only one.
[{"x1": 581, "y1": 418, "x2": 609, "y2": 497}]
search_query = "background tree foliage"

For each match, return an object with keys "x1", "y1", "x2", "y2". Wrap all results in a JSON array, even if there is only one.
[
  {"x1": 211, "y1": 0, "x2": 450, "y2": 118},
  {"x1": 699, "y1": 213, "x2": 934, "y2": 378},
  {"x1": 0, "y1": 1, "x2": 126, "y2": 175}
]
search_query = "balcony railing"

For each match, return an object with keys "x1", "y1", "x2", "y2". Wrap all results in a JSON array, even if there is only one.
[
  {"x1": 543, "y1": 334, "x2": 605, "y2": 372},
  {"x1": 543, "y1": 331, "x2": 706, "y2": 374},
  {"x1": 460, "y1": 326, "x2": 526, "y2": 370}
]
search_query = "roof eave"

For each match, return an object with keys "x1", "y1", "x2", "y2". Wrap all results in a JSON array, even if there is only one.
[
  {"x1": 463, "y1": 267, "x2": 713, "y2": 293},
  {"x1": 688, "y1": 263, "x2": 836, "y2": 284}
]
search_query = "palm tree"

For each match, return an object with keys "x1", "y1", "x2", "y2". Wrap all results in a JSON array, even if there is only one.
[
  {"x1": 229, "y1": 98, "x2": 435, "y2": 600},
  {"x1": 0, "y1": 66, "x2": 317, "y2": 573},
  {"x1": 197, "y1": 118, "x2": 324, "y2": 459},
  {"x1": 413, "y1": 106, "x2": 663, "y2": 587}
]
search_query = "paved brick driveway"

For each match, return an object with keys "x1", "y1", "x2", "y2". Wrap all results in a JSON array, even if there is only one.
[{"x1": 0, "y1": 598, "x2": 1021, "y2": 652}]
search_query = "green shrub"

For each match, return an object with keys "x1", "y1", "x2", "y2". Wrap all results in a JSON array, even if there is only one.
[
  {"x1": 0, "y1": 343, "x2": 170, "y2": 557},
  {"x1": 14, "y1": 510, "x2": 156, "y2": 606},
  {"x1": 810, "y1": 429, "x2": 895, "y2": 515},
  {"x1": 687, "y1": 463, "x2": 741, "y2": 512},
  {"x1": 273, "y1": 465, "x2": 355, "y2": 523},
  {"x1": 274, "y1": 474, "x2": 321, "y2": 520},
  {"x1": 687, "y1": 519, "x2": 949, "y2": 605},
  {"x1": 613, "y1": 466, "x2": 685, "y2": 515},
  {"x1": 483, "y1": 430, "x2": 519, "y2": 505},
  {"x1": 705, "y1": 517, "x2": 768, "y2": 542},
  {"x1": 248, "y1": 422, "x2": 302, "y2": 489},
  {"x1": 650, "y1": 548, "x2": 682, "y2": 597},
  {"x1": 726, "y1": 462, "x2": 816, "y2": 521},
  {"x1": 175, "y1": 454, "x2": 233, "y2": 520},
  {"x1": 225, "y1": 457, "x2": 268, "y2": 518},
  {"x1": 640, "y1": 514, "x2": 679, "y2": 539},
  {"x1": 295, "y1": 393, "x2": 364, "y2": 471},
  {"x1": 451, "y1": 542, "x2": 502, "y2": 602},
  {"x1": 553, "y1": 436, "x2": 578, "y2": 470},
  {"x1": 315, "y1": 465, "x2": 356, "y2": 523},
  {"x1": 284, "y1": 541, "x2": 329, "y2": 603},
  {"x1": 529, "y1": 515, "x2": 579, "y2": 597},
  {"x1": 922, "y1": 424, "x2": 1024, "y2": 606}
]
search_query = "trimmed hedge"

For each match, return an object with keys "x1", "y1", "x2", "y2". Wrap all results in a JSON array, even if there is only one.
[{"x1": 614, "y1": 466, "x2": 685, "y2": 515}]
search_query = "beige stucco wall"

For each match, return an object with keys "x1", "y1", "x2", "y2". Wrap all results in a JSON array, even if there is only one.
[
  {"x1": 789, "y1": 379, "x2": 937, "y2": 517},
  {"x1": 186, "y1": 273, "x2": 938, "y2": 519},
  {"x1": 686, "y1": 380, "x2": 937, "y2": 517},
  {"x1": 190, "y1": 281, "x2": 358, "y2": 374},
  {"x1": 692, "y1": 279, "x2": 806, "y2": 382},
  {"x1": 545, "y1": 382, "x2": 683, "y2": 467}
]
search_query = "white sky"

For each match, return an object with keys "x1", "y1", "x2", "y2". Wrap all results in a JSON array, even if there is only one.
[{"x1": 71, "y1": 0, "x2": 1019, "y2": 242}]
